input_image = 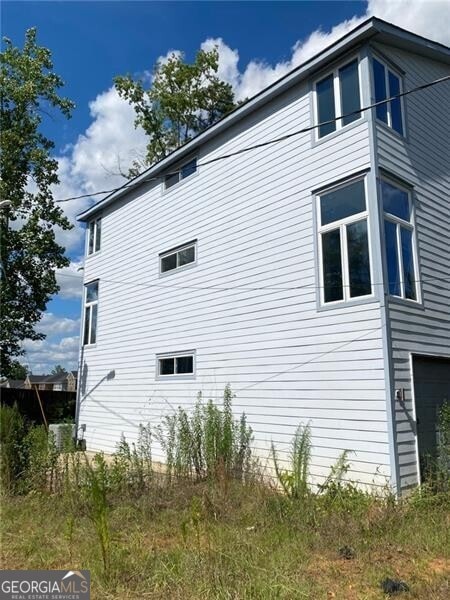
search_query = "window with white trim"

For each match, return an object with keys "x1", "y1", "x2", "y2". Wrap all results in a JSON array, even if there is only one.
[
  {"x1": 315, "y1": 58, "x2": 361, "y2": 139},
  {"x1": 83, "y1": 281, "x2": 99, "y2": 345},
  {"x1": 87, "y1": 217, "x2": 102, "y2": 255},
  {"x1": 157, "y1": 352, "x2": 195, "y2": 377},
  {"x1": 160, "y1": 241, "x2": 197, "y2": 274},
  {"x1": 372, "y1": 58, "x2": 404, "y2": 135},
  {"x1": 381, "y1": 179, "x2": 417, "y2": 300},
  {"x1": 164, "y1": 158, "x2": 197, "y2": 189},
  {"x1": 317, "y1": 177, "x2": 372, "y2": 304}
]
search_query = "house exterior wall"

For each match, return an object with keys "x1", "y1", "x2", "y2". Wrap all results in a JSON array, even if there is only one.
[
  {"x1": 372, "y1": 42, "x2": 450, "y2": 490},
  {"x1": 78, "y1": 49, "x2": 394, "y2": 489}
]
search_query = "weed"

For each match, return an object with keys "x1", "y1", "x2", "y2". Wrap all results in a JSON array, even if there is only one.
[{"x1": 272, "y1": 423, "x2": 311, "y2": 499}]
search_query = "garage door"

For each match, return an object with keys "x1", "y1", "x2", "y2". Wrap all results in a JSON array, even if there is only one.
[{"x1": 413, "y1": 356, "x2": 450, "y2": 479}]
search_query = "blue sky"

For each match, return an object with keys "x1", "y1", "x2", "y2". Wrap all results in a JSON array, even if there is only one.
[{"x1": 3, "y1": 1, "x2": 448, "y2": 373}]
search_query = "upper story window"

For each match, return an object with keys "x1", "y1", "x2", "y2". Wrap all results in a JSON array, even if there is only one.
[
  {"x1": 317, "y1": 177, "x2": 372, "y2": 304},
  {"x1": 372, "y1": 58, "x2": 404, "y2": 136},
  {"x1": 164, "y1": 158, "x2": 197, "y2": 190},
  {"x1": 160, "y1": 240, "x2": 197, "y2": 274},
  {"x1": 157, "y1": 351, "x2": 195, "y2": 378},
  {"x1": 381, "y1": 179, "x2": 417, "y2": 300},
  {"x1": 83, "y1": 280, "x2": 99, "y2": 345},
  {"x1": 87, "y1": 217, "x2": 101, "y2": 255},
  {"x1": 315, "y1": 58, "x2": 361, "y2": 139}
]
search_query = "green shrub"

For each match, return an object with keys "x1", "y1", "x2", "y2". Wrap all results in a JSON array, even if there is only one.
[
  {"x1": 0, "y1": 404, "x2": 27, "y2": 493},
  {"x1": 157, "y1": 385, "x2": 253, "y2": 483},
  {"x1": 22, "y1": 425, "x2": 59, "y2": 492}
]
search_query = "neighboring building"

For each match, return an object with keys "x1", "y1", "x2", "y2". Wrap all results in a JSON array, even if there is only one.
[
  {"x1": 0, "y1": 379, "x2": 26, "y2": 389},
  {"x1": 76, "y1": 18, "x2": 450, "y2": 495},
  {"x1": 24, "y1": 371, "x2": 78, "y2": 392}
]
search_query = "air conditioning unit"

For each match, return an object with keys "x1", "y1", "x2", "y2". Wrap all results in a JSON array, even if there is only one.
[{"x1": 49, "y1": 423, "x2": 76, "y2": 451}]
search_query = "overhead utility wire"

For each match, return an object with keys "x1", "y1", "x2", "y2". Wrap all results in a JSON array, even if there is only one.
[
  {"x1": 53, "y1": 74, "x2": 450, "y2": 204},
  {"x1": 56, "y1": 270, "x2": 450, "y2": 293}
]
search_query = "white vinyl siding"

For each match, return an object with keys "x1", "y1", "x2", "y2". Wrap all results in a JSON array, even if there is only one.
[
  {"x1": 79, "y1": 54, "x2": 391, "y2": 488},
  {"x1": 373, "y1": 42, "x2": 450, "y2": 491}
]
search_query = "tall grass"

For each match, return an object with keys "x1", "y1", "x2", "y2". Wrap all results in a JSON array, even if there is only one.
[
  {"x1": 157, "y1": 385, "x2": 253, "y2": 482},
  {"x1": 272, "y1": 423, "x2": 311, "y2": 499}
]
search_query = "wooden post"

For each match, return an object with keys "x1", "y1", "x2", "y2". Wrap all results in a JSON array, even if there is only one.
[{"x1": 34, "y1": 385, "x2": 48, "y2": 430}]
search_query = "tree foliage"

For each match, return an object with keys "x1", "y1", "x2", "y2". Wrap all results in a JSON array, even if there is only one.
[
  {"x1": 115, "y1": 47, "x2": 235, "y2": 176},
  {"x1": 5, "y1": 361, "x2": 29, "y2": 380},
  {"x1": 0, "y1": 28, "x2": 75, "y2": 376},
  {"x1": 51, "y1": 364, "x2": 68, "y2": 376}
]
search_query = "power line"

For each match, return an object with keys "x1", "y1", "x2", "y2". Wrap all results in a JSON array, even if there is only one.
[
  {"x1": 56, "y1": 269, "x2": 450, "y2": 293},
  {"x1": 53, "y1": 74, "x2": 450, "y2": 204}
]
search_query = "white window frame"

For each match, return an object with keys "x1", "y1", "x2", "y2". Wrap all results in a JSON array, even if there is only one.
[
  {"x1": 316, "y1": 175, "x2": 374, "y2": 305},
  {"x1": 156, "y1": 351, "x2": 196, "y2": 379},
  {"x1": 381, "y1": 177, "x2": 419, "y2": 302},
  {"x1": 87, "y1": 217, "x2": 102, "y2": 256},
  {"x1": 313, "y1": 55, "x2": 363, "y2": 140},
  {"x1": 372, "y1": 55, "x2": 405, "y2": 136},
  {"x1": 159, "y1": 240, "x2": 197, "y2": 275},
  {"x1": 163, "y1": 157, "x2": 198, "y2": 191},
  {"x1": 83, "y1": 280, "x2": 99, "y2": 346}
]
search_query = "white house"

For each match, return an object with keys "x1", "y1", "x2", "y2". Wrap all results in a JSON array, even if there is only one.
[{"x1": 76, "y1": 18, "x2": 450, "y2": 495}]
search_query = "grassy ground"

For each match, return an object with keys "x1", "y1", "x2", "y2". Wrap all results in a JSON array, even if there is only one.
[{"x1": 1, "y1": 480, "x2": 449, "y2": 599}]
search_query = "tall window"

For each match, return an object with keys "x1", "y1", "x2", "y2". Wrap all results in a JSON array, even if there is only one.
[
  {"x1": 318, "y1": 178, "x2": 372, "y2": 304},
  {"x1": 372, "y1": 58, "x2": 404, "y2": 135},
  {"x1": 83, "y1": 281, "x2": 99, "y2": 345},
  {"x1": 160, "y1": 241, "x2": 197, "y2": 274},
  {"x1": 315, "y1": 59, "x2": 361, "y2": 139},
  {"x1": 381, "y1": 179, "x2": 417, "y2": 300},
  {"x1": 87, "y1": 217, "x2": 102, "y2": 255},
  {"x1": 165, "y1": 158, "x2": 197, "y2": 189}
]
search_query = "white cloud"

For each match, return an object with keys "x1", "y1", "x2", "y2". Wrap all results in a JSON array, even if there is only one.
[
  {"x1": 56, "y1": 259, "x2": 84, "y2": 299},
  {"x1": 23, "y1": 335, "x2": 79, "y2": 374},
  {"x1": 37, "y1": 313, "x2": 80, "y2": 337},
  {"x1": 367, "y1": 0, "x2": 450, "y2": 46},
  {"x1": 201, "y1": 1, "x2": 449, "y2": 101},
  {"x1": 52, "y1": 87, "x2": 147, "y2": 254}
]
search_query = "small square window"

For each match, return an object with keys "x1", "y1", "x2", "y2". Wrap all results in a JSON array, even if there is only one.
[
  {"x1": 157, "y1": 352, "x2": 195, "y2": 378},
  {"x1": 160, "y1": 241, "x2": 197, "y2": 274},
  {"x1": 164, "y1": 157, "x2": 197, "y2": 189}
]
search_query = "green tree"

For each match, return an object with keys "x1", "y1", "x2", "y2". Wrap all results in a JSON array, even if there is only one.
[
  {"x1": 0, "y1": 28, "x2": 75, "y2": 377},
  {"x1": 6, "y1": 361, "x2": 29, "y2": 380},
  {"x1": 115, "y1": 47, "x2": 235, "y2": 175},
  {"x1": 51, "y1": 364, "x2": 67, "y2": 376}
]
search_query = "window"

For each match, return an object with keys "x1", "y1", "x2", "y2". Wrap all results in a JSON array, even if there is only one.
[
  {"x1": 87, "y1": 217, "x2": 102, "y2": 255},
  {"x1": 160, "y1": 241, "x2": 197, "y2": 274},
  {"x1": 83, "y1": 281, "x2": 99, "y2": 345},
  {"x1": 315, "y1": 58, "x2": 361, "y2": 139},
  {"x1": 372, "y1": 58, "x2": 404, "y2": 135},
  {"x1": 157, "y1": 352, "x2": 195, "y2": 377},
  {"x1": 381, "y1": 179, "x2": 417, "y2": 300},
  {"x1": 317, "y1": 178, "x2": 372, "y2": 304},
  {"x1": 164, "y1": 158, "x2": 197, "y2": 189}
]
